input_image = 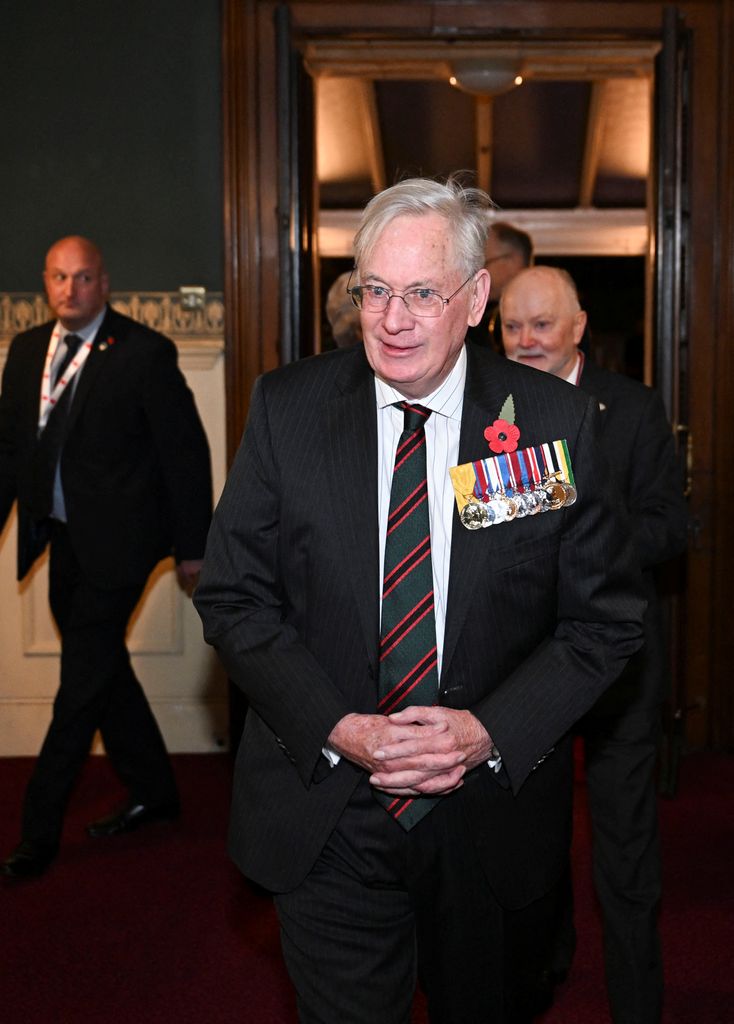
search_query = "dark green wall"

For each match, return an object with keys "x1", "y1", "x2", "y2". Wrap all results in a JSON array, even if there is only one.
[{"x1": 0, "y1": 1, "x2": 222, "y2": 292}]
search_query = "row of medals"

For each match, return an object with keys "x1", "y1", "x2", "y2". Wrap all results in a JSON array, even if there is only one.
[{"x1": 460, "y1": 471, "x2": 577, "y2": 531}]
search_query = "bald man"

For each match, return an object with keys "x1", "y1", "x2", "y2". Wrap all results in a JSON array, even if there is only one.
[
  {"x1": 501, "y1": 266, "x2": 688, "y2": 1024},
  {"x1": 0, "y1": 236, "x2": 212, "y2": 878}
]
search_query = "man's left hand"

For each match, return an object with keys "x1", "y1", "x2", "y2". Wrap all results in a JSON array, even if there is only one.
[{"x1": 368, "y1": 706, "x2": 494, "y2": 797}]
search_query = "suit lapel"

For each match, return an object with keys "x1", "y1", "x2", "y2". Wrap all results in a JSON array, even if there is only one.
[
  {"x1": 578, "y1": 359, "x2": 611, "y2": 416},
  {"x1": 65, "y1": 307, "x2": 118, "y2": 433},
  {"x1": 26, "y1": 327, "x2": 53, "y2": 428},
  {"x1": 325, "y1": 350, "x2": 381, "y2": 672}
]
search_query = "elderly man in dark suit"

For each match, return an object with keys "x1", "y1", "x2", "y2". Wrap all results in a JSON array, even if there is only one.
[
  {"x1": 501, "y1": 265, "x2": 688, "y2": 1023},
  {"x1": 194, "y1": 179, "x2": 645, "y2": 1024},
  {"x1": 0, "y1": 236, "x2": 212, "y2": 879}
]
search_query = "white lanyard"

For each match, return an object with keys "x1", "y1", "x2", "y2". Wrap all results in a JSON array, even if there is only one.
[{"x1": 38, "y1": 328, "x2": 94, "y2": 431}]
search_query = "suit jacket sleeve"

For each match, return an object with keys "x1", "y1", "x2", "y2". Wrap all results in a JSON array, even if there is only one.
[
  {"x1": 0, "y1": 337, "x2": 21, "y2": 532},
  {"x1": 0, "y1": 329, "x2": 41, "y2": 533},
  {"x1": 624, "y1": 387, "x2": 688, "y2": 569},
  {"x1": 194, "y1": 375, "x2": 353, "y2": 786},
  {"x1": 137, "y1": 332, "x2": 213, "y2": 562}
]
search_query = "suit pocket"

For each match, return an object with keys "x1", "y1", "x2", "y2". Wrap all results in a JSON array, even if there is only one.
[{"x1": 485, "y1": 515, "x2": 563, "y2": 574}]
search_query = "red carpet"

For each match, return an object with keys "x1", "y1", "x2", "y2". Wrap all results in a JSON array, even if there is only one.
[{"x1": 1, "y1": 751, "x2": 732, "y2": 1022}]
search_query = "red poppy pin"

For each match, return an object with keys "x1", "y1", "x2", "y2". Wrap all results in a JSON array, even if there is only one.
[
  {"x1": 99, "y1": 336, "x2": 116, "y2": 351},
  {"x1": 484, "y1": 394, "x2": 520, "y2": 454}
]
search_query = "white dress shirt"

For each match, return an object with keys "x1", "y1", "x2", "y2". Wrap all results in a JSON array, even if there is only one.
[{"x1": 374, "y1": 346, "x2": 466, "y2": 678}]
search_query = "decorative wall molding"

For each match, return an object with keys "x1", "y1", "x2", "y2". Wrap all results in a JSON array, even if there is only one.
[
  {"x1": 111, "y1": 292, "x2": 225, "y2": 340},
  {"x1": 0, "y1": 291, "x2": 225, "y2": 346}
]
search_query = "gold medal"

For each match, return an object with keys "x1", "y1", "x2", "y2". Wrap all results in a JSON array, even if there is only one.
[
  {"x1": 562, "y1": 482, "x2": 578, "y2": 506},
  {"x1": 543, "y1": 480, "x2": 566, "y2": 511}
]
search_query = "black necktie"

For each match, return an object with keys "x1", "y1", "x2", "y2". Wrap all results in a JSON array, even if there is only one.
[
  {"x1": 51, "y1": 333, "x2": 83, "y2": 387},
  {"x1": 375, "y1": 402, "x2": 440, "y2": 829},
  {"x1": 30, "y1": 334, "x2": 84, "y2": 519}
]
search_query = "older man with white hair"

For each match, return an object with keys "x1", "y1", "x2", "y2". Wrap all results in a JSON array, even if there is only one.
[
  {"x1": 501, "y1": 265, "x2": 688, "y2": 1024},
  {"x1": 196, "y1": 180, "x2": 646, "y2": 1024}
]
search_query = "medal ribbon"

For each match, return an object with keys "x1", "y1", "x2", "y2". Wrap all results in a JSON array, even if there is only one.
[
  {"x1": 497, "y1": 453, "x2": 515, "y2": 495},
  {"x1": 557, "y1": 439, "x2": 575, "y2": 486},
  {"x1": 472, "y1": 459, "x2": 491, "y2": 502},
  {"x1": 508, "y1": 450, "x2": 528, "y2": 492},
  {"x1": 451, "y1": 440, "x2": 576, "y2": 525}
]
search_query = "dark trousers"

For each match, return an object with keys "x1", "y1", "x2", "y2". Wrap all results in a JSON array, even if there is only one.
[
  {"x1": 274, "y1": 775, "x2": 560, "y2": 1024},
  {"x1": 554, "y1": 709, "x2": 663, "y2": 1024},
  {"x1": 21, "y1": 523, "x2": 178, "y2": 850}
]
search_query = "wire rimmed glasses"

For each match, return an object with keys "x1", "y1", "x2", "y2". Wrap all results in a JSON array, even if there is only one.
[{"x1": 347, "y1": 271, "x2": 477, "y2": 318}]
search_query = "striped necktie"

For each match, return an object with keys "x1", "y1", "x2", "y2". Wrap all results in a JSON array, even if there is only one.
[{"x1": 376, "y1": 401, "x2": 440, "y2": 829}]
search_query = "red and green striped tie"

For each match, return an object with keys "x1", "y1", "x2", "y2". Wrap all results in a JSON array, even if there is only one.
[{"x1": 376, "y1": 402, "x2": 440, "y2": 829}]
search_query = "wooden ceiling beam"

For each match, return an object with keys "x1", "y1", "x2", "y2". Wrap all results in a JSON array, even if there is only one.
[
  {"x1": 579, "y1": 80, "x2": 608, "y2": 208},
  {"x1": 358, "y1": 80, "x2": 386, "y2": 194},
  {"x1": 303, "y1": 39, "x2": 660, "y2": 82},
  {"x1": 318, "y1": 207, "x2": 648, "y2": 258}
]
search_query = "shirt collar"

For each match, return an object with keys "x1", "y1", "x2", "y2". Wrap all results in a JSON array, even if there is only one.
[
  {"x1": 374, "y1": 345, "x2": 467, "y2": 422},
  {"x1": 563, "y1": 351, "x2": 584, "y2": 386},
  {"x1": 54, "y1": 305, "x2": 107, "y2": 346}
]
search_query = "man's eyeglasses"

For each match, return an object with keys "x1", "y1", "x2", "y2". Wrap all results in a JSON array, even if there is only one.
[{"x1": 347, "y1": 272, "x2": 476, "y2": 319}]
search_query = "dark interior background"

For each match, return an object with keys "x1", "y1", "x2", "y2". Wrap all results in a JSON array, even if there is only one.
[{"x1": 0, "y1": 2, "x2": 223, "y2": 292}]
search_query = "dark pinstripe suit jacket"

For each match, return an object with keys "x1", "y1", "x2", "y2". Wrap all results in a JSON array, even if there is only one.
[{"x1": 195, "y1": 342, "x2": 645, "y2": 905}]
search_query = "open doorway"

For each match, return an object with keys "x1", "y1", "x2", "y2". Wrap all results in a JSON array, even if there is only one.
[{"x1": 310, "y1": 44, "x2": 657, "y2": 387}]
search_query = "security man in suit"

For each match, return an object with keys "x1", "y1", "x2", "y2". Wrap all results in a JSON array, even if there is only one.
[
  {"x1": 0, "y1": 236, "x2": 212, "y2": 879},
  {"x1": 194, "y1": 179, "x2": 645, "y2": 1024},
  {"x1": 500, "y1": 265, "x2": 688, "y2": 1023}
]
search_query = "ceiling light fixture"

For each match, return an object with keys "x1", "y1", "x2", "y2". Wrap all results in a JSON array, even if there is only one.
[{"x1": 449, "y1": 59, "x2": 524, "y2": 97}]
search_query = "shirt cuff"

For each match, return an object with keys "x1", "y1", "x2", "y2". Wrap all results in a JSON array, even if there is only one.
[
  {"x1": 322, "y1": 745, "x2": 341, "y2": 768},
  {"x1": 487, "y1": 741, "x2": 502, "y2": 773}
]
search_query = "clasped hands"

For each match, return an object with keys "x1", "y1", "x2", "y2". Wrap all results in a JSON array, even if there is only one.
[{"x1": 327, "y1": 706, "x2": 494, "y2": 797}]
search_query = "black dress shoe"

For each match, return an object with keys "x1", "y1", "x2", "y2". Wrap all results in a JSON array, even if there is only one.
[
  {"x1": 1, "y1": 840, "x2": 56, "y2": 879},
  {"x1": 85, "y1": 800, "x2": 180, "y2": 838}
]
